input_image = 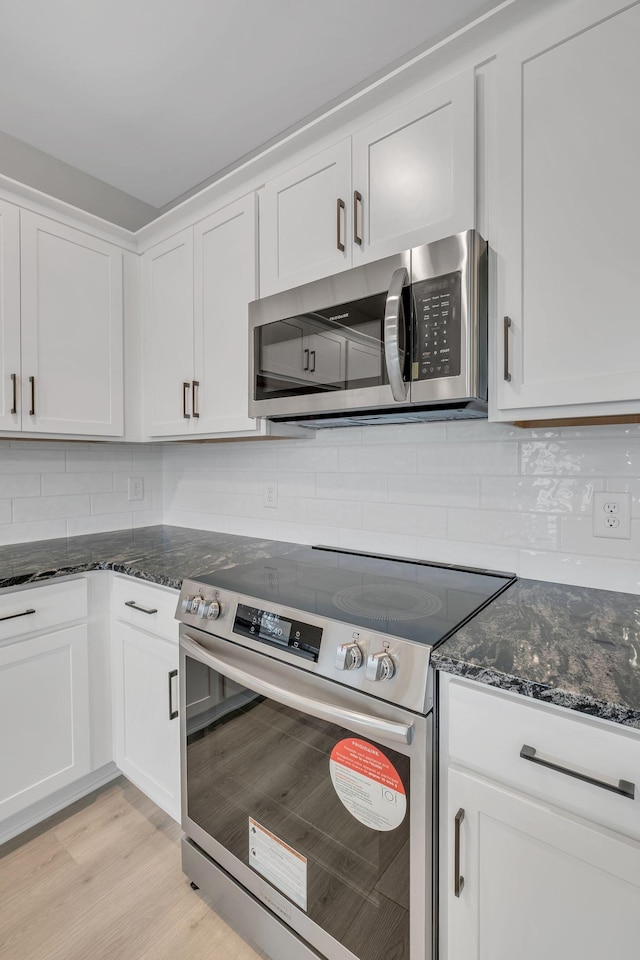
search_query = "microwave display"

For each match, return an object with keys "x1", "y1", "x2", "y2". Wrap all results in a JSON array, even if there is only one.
[{"x1": 412, "y1": 270, "x2": 461, "y2": 381}]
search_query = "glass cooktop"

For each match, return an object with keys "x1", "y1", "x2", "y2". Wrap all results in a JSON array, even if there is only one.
[{"x1": 200, "y1": 546, "x2": 515, "y2": 647}]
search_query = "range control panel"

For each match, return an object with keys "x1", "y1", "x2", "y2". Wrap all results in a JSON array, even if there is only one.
[
  {"x1": 412, "y1": 270, "x2": 461, "y2": 381},
  {"x1": 234, "y1": 603, "x2": 323, "y2": 661}
]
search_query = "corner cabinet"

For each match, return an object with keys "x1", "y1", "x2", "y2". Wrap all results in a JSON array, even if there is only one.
[
  {"x1": 440, "y1": 675, "x2": 640, "y2": 960},
  {"x1": 495, "y1": 0, "x2": 640, "y2": 421},
  {"x1": 143, "y1": 193, "x2": 261, "y2": 438},
  {"x1": 259, "y1": 69, "x2": 475, "y2": 296}
]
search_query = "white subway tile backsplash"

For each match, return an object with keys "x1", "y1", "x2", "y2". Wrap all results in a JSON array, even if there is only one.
[
  {"x1": 395, "y1": 474, "x2": 479, "y2": 508},
  {"x1": 340, "y1": 443, "x2": 416, "y2": 474},
  {"x1": 0, "y1": 519, "x2": 67, "y2": 545},
  {"x1": 0, "y1": 447, "x2": 65, "y2": 473},
  {"x1": 67, "y1": 513, "x2": 133, "y2": 537},
  {"x1": 561, "y1": 516, "x2": 640, "y2": 560},
  {"x1": 448, "y1": 508, "x2": 560, "y2": 550},
  {"x1": 417, "y1": 441, "x2": 518, "y2": 475},
  {"x1": 0, "y1": 474, "x2": 41, "y2": 498},
  {"x1": 316, "y1": 473, "x2": 386, "y2": 502},
  {"x1": 0, "y1": 500, "x2": 11, "y2": 524},
  {"x1": 520, "y1": 439, "x2": 640, "y2": 476},
  {"x1": 362, "y1": 501, "x2": 446, "y2": 538},
  {"x1": 42, "y1": 472, "x2": 112, "y2": 496},
  {"x1": 13, "y1": 494, "x2": 90, "y2": 523},
  {"x1": 479, "y1": 477, "x2": 601, "y2": 513}
]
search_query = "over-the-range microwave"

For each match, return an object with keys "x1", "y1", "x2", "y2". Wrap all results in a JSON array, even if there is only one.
[{"x1": 248, "y1": 229, "x2": 487, "y2": 427}]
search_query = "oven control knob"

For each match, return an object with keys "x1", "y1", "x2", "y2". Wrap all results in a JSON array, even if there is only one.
[
  {"x1": 181, "y1": 595, "x2": 198, "y2": 614},
  {"x1": 335, "y1": 642, "x2": 363, "y2": 671},
  {"x1": 365, "y1": 652, "x2": 395, "y2": 682},
  {"x1": 204, "y1": 600, "x2": 220, "y2": 620}
]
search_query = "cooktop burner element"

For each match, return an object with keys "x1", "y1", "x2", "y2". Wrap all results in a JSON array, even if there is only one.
[{"x1": 333, "y1": 582, "x2": 443, "y2": 622}]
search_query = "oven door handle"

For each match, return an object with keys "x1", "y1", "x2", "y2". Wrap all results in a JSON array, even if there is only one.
[{"x1": 181, "y1": 633, "x2": 414, "y2": 745}]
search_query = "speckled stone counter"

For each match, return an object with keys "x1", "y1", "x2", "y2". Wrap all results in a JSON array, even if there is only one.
[
  {"x1": 2, "y1": 525, "x2": 639, "y2": 730},
  {"x1": 432, "y1": 578, "x2": 640, "y2": 729}
]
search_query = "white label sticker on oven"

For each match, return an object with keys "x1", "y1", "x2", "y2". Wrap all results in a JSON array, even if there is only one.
[
  {"x1": 329, "y1": 738, "x2": 406, "y2": 831},
  {"x1": 248, "y1": 818, "x2": 307, "y2": 911}
]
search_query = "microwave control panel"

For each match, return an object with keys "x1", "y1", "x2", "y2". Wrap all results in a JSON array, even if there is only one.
[{"x1": 412, "y1": 270, "x2": 461, "y2": 381}]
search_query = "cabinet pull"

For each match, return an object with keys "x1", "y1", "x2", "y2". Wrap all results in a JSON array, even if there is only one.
[
  {"x1": 124, "y1": 600, "x2": 158, "y2": 615},
  {"x1": 336, "y1": 198, "x2": 345, "y2": 252},
  {"x1": 520, "y1": 744, "x2": 635, "y2": 799},
  {"x1": 503, "y1": 316, "x2": 512, "y2": 382},
  {"x1": 454, "y1": 808, "x2": 465, "y2": 897},
  {"x1": 168, "y1": 668, "x2": 178, "y2": 720},
  {"x1": 29, "y1": 376, "x2": 36, "y2": 416},
  {"x1": 303, "y1": 348, "x2": 310, "y2": 372},
  {"x1": 309, "y1": 349, "x2": 316, "y2": 374},
  {"x1": 192, "y1": 380, "x2": 200, "y2": 418},
  {"x1": 10, "y1": 373, "x2": 17, "y2": 415},
  {"x1": 182, "y1": 381, "x2": 191, "y2": 419},
  {"x1": 353, "y1": 190, "x2": 363, "y2": 246},
  {"x1": 0, "y1": 608, "x2": 36, "y2": 624}
]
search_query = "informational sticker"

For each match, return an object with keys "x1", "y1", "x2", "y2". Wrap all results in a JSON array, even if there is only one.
[
  {"x1": 329, "y1": 738, "x2": 407, "y2": 831},
  {"x1": 248, "y1": 817, "x2": 307, "y2": 911}
]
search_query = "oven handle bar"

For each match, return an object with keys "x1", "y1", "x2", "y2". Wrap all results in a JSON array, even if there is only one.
[{"x1": 181, "y1": 633, "x2": 414, "y2": 745}]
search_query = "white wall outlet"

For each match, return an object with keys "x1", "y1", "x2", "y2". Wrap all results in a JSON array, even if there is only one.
[
  {"x1": 263, "y1": 480, "x2": 278, "y2": 508},
  {"x1": 593, "y1": 491, "x2": 631, "y2": 539},
  {"x1": 128, "y1": 477, "x2": 144, "y2": 502}
]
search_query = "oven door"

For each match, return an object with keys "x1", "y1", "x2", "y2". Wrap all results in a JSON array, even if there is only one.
[{"x1": 180, "y1": 628, "x2": 432, "y2": 960}]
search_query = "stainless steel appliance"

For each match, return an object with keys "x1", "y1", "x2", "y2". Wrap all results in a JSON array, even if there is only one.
[
  {"x1": 176, "y1": 545, "x2": 515, "y2": 960},
  {"x1": 249, "y1": 230, "x2": 487, "y2": 427}
]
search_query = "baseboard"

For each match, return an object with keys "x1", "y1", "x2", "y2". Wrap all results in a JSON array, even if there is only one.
[{"x1": 0, "y1": 763, "x2": 120, "y2": 846}]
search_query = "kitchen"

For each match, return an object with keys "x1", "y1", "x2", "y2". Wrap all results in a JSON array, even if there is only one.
[{"x1": 0, "y1": 0, "x2": 639, "y2": 958}]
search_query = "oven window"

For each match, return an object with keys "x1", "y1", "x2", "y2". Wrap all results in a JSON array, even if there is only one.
[{"x1": 185, "y1": 657, "x2": 410, "y2": 960}]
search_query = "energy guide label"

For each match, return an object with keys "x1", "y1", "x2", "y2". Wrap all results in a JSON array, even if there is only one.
[
  {"x1": 329, "y1": 738, "x2": 406, "y2": 831},
  {"x1": 248, "y1": 818, "x2": 307, "y2": 911}
]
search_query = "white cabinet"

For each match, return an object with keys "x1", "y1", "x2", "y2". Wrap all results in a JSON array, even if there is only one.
[
  {"x1": 441, "y1": 675, "x2": 640, "y2": 960},
  {"x1": 0, "y1": 199, "x2": 21, "y2": 431},
  {"x1": 0, "y1": 580, "x2": 91, "y2": 822},
  {"x1": 20, "y1": 211, "x2": 124, "y2": 435},
  {"x1": 259, "y1": 71, "x2": 475, "y2": 296},
  {"x1": 111, "y1": 577, "x2": 181, "y2": 821},
  {"x1": 143, "y1": 194, "x2": 259, "y2": 438},
  {"x1": 495, "y1": 0, "x2": 640, "y2": 419}
]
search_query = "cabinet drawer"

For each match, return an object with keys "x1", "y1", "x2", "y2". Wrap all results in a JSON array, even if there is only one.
[
  {"x1": 446, "y1": 677, "x2": 640, "y2": 839},
  {"x1": 112, "y1": 576, "x2": 178, "y2": 643},
  {"x1": 0, "y1": 578, "x2": 87, "y2": 643}
]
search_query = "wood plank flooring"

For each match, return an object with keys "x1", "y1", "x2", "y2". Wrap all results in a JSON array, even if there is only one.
[{"x1": 0, "y1": 777, "x2": 267, "y2": 960}]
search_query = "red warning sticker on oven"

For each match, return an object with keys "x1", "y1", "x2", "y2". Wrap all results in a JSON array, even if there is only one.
[{"x1": 329, "y1": 738, "x2": 406, "y2": 831}]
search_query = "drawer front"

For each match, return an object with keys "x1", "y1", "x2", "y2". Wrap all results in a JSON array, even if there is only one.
[
  {"x1": 112, "y1": 576, "x2": 178, "y2": 643},
  {"x1": 445, "y1": 677, "x2": 640, "y2": 839},
  {"x1": 0, "y1": 578, "x2": 87, "y2": 643}
]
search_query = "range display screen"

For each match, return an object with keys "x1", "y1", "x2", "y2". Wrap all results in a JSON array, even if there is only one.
[{"x1": 234, "y1": 603, "x2": 322, "y2": 661}]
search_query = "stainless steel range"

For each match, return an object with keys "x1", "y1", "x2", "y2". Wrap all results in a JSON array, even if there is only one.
[{"x1": 176, "y1": 546, "x2": 515, "y2": 960}]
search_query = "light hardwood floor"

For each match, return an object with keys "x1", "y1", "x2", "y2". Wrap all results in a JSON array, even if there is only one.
[{"x1": 0, "y1": 777, "x2": 267, "y2": 960}]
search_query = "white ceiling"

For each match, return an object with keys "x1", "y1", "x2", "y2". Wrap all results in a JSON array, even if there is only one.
[{"x1": 0, "y1": 0, "x2": 504, "y2": 211}]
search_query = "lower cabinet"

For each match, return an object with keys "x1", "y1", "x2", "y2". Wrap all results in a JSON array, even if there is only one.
[
  {"x1": 0, "y1": 624, "x2": 91, "y2": 821},
  {"x1": 111, "y1": 619, "x2": 181, "y2": 821},
  {"x1": 440, "y1": 675, "x2": 640, "y2": 960}
]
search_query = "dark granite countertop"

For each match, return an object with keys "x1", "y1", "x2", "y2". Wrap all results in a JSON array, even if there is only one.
[
  {"x1": 432, "y1": 578, "x2": 640, "y2": 729},
  {"x1": 1, "y1": 524, "x2": 639, "y2": 730}
]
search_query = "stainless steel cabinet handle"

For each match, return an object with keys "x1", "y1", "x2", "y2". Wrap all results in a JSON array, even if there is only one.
[
  {"x1": 192, "y1": 380, "x2": 200, "y2": 418},
  {"x1": 384, "y1": 266, "x2": 409, "y2": 402},
  {"x1": 520, "y1": 744, "x2": 635, "y2": 799},
  {"x1": 336, "y1": 198, "x2": 345, "y2": 252},
  {"x1": 0, "y1": 608, "x2": 36, "y2": 623},
  {"x1": 503, "y1": 316, "x2": 512, "y2": 382},
  {"x1": 168, "y1": 669, "x2": 178, "y2": 720},
  {"x1": 303, "y1": 348, "x2": 310, "y2": 372},
  {"x1": 10, "y1": 373, "x2": 17, "y2": 415},
  {"x1": 454, "y1": 808, "x2": 465, "y2": 897},
  {"x1": 125, "y1": 600, "x2": 158, "y2": 615},
  {"x1": 182, "y1": 381, "x2": 191, "y2": 419},
  {"x1": 353, "y1": 190, "x2": 363, "y2": 245},
  {"x1": 29, "y1": 376, "x2": 36, "y2": 416},
  {"x1": 181, "y1": 632, "x2": 414, "y2": 744}
]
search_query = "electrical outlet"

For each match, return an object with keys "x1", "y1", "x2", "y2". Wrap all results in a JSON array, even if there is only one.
[
  {"x1": 128, "y1": 477, "x2": 144, "y2": 502},
  {"x1": 263, "y1": 480, "x2": 278, "y2": 508},
  {"x1": 593, "y1": 492, "x2": 631, "y2": 539}
]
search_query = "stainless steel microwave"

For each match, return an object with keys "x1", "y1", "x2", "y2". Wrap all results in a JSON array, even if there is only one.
[{"x1": 249, "y1": 229, "x2": 487, "y2": 427}]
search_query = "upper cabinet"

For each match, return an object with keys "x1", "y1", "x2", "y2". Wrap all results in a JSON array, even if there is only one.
[
  {"x1": 143, "y1": 194, "x2": 259, "y2": 438},
  {"x1": 0, "y1": 200, "x2": 21, "y2": 431},
  {"x1": 259, "y1": 71, "x2": 476, "y2": 297},
  {"x1": 495, "y1": 0, "x2": 640, "y2": 420}
]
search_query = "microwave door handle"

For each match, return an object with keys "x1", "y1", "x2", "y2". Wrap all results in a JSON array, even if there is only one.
[
  {"x1": 383, "y1": 267, "x2": 409, "y2": 402},
  {"x1": 180, "y1": 633, "x2": 413, "y2": 745}
]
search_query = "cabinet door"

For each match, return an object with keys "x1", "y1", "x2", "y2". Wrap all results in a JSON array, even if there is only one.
[
  {"x1": 0, "y1": 625, "x2": 91, "y2": 821},
  {"x1": 112, "y1": 620, "x2": 180, "y2": 821},
  {"x1": 445, "y1": 769, "x2": 640, "y2": 960},
  {"x1": 193, "y1": 194, "x2": 257, "y2": 434},
  {"x1": 352, "y1": 71, "x2": 475, "y2": 265},
  {"x1": 0, "y1": 200, "x2": 21, "y2": 431},
  {"x1": 143, "y1": 228, "x2": 194, "y2": 437},
  {"x1": 20, "y1": 211, "x2": 124, "y2": 436},
  {"x1": 496, "y1": 0, "x2": 640, "y2": 414},
  {"x1": 259, "y1": 139, "x2": 352, "y2": 296}
]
